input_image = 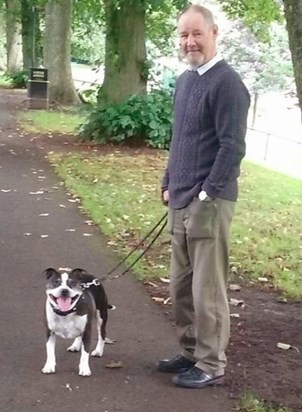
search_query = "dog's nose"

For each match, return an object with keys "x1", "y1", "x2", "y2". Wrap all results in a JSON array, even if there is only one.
[{"x1": 60, "y1": 289, "x2": 70, "y2": 297}]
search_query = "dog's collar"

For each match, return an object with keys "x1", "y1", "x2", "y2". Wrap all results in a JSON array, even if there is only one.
[{"x1": 50, "y1": 303, "x2": 77, "y2": 317}]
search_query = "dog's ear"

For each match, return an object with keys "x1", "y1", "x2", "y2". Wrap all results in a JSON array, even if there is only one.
[
  {"x1": 70, "y1": 268, "x2": 88, "y2": 280},
  {"x1": 43, "y1": 267, "x2": 59, "y2": 280}
]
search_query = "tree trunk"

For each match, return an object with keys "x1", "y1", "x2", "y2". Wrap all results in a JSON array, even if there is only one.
[
  {"x1": 100, "y1": 0, "x2": 147, "y2": 105},
  {"x1": 5, "y1": 0, "x2": 23, "y2": 74},
  {"x1": 0, "y1": 12, "x2": 6, "y2": 71},
  {"x1": 251, "y1": 92, "x2": 258, "y2": 128},
  {"x1": 21, "y1": 1, "x2": 42, "y2": 70},
  {"x1": 44, "y1": 0, "x2": 80, "y2": 105},
  {"x1": 283, "y1": 0, "x2": 302, "y2": 118}
]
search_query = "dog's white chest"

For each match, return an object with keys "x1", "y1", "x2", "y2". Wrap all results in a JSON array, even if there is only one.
[{"x1": 46, "y1": 305, "x2": 87, "y2": 339}]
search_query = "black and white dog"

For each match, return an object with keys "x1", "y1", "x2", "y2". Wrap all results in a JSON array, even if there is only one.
[{"x1": 42, "y1": 267, "x2": 113, "y2": 376}]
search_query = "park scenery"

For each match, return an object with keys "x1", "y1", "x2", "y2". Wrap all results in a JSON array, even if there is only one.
[{"x1": 0, "y1": 1, "x2": 302, "y2": 412}]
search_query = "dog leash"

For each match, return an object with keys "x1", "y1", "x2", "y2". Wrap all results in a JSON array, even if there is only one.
[{"x1": 103, "y1": 211, "x2": 168, "y2": 280}]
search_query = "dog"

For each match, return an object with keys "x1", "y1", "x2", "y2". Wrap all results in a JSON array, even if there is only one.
[{"x1": 42, "y1": 267, "x2": 113, "y2": 376}]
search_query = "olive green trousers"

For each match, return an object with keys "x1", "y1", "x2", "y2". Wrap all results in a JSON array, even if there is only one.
[{"x1": 167, "y1": 197, "x2": 236, "y2": 376}]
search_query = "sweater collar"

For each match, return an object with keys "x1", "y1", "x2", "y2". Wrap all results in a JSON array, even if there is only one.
[{"x1": 188, "y1": 54, "x2": 223, "y2": 76}]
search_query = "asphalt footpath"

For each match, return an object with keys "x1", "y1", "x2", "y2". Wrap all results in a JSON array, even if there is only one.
[{"x1": 0, "y1": 90, "x2": 234, "y2": 412}]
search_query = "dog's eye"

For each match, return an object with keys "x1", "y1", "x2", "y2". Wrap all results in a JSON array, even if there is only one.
[{"x1": 67, "y1": 280, "x2": 77, "y2": 288}]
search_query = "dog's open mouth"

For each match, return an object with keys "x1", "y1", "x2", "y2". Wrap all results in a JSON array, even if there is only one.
[{"x1": 50, "y1": 294, "x2": 79, "y2": 312}]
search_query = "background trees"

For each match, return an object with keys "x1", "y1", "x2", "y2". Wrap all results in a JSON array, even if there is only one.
[
  {"x1": 218, "y1": 0, "x2": 302, "y2": 116},
  {"x1": 0, "y1": 0, "x2": 301, "y2": 118}
]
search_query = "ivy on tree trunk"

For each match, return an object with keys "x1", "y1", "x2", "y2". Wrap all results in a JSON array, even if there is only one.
[
  {"x1": 99, "y1": 0, "x2": 147, "y2": 105},
  {"x1": 283, "y1": 0, "x2": 302, "y2": 115},
  {"x1": 44, "y1": 0, "x2": 80, "y2": 105}
]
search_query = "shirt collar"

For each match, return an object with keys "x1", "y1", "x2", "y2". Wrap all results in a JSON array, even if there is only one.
[{"x1": 189, "y1": 54, "x2": 223, "y2": 76}]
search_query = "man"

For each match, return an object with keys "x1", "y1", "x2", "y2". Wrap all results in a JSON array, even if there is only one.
[{"x1": 157, "y1": 4, "x2": 250, "y2": 389}]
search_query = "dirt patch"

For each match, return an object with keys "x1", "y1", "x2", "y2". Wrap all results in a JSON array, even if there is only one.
[
  {"x1": 145, "y1": 280, "x2": 302, "y2": 411},
  {"x1": 5, "y1": 88, "x2": 302, "y2": 412}
]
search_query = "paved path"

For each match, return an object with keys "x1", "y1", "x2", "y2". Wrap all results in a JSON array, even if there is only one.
[{"x1": 0, "y1": 89, "x2": 233, "y2": 412}]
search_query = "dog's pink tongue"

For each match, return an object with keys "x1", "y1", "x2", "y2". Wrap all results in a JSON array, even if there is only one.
[{"x1": 57, "y1": 297, "x2": 72, "y2": 312}]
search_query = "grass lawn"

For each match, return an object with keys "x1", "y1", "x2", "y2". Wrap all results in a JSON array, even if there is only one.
[
  {"x1": 235, "y1": 393, "x2": 291, "y2": 412},
  {"x1": 19, "y1": 109, "x2": 86, "y2": 134},
  {"x1": 48, "y1": 150, "x2": 302, "y2": 299}
]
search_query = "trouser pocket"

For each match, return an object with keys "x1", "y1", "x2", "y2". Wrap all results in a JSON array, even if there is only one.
[{"x1": 187, "y1": 198, "x2": 217, "y2": 239}]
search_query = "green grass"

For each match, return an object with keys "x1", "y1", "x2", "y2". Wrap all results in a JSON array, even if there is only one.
[
  {"x1": 48, "y1": 150, "x2": 302, "y2": 298},
  {"x1": 235, "y1": 393, "x2": 291, "y2": 412},
  {"x1": 49, "y1": 151, "x2": 171, "y2": 280},
  {"x1": 19, "y1": 110, "x2": 86, "y2": 134},
  {"x1": 0, "y1": 73, "x2": 13, "y2": 87}
]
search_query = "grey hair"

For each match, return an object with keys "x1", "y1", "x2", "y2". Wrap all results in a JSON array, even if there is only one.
[{"x1": 177, "y1": 4, "x2": 215, "y2": 26}]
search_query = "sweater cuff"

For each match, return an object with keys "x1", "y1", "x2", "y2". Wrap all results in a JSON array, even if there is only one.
[{"x1": 202, "y1": 179, "x2": 220, "y2": 199}]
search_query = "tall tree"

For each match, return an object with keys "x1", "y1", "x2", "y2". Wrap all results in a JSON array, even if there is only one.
[
  {"x1": 99, "y1": 0, "x2": 147, "y2": 105},
  {"x1": 99, "y1": 0, "x2": 186, "y2": 106},
  {"x1": 283, "y1": 0, "x2": 302, "y2": 115},
  {"x1": 218, "y1": 0, "x2": 302, "y2": 118},
  {"x1": 5, "y1": 0, "x2": 22, "y2": 73},
  {"x1": 44, "y1": 0, "x2": 79, "y2": 104},
  {"x1": 21, "y1": 1, "x2": 42, "y2": 69}
]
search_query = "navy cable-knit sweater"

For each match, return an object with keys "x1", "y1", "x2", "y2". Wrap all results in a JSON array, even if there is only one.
[{"x1": 162, "y1": 60, "x2": 250, "y2": 209}]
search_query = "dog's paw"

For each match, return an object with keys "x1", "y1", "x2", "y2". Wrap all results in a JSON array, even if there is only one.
[
  {"x1": 67, "y1": 337, "x2": 82, "y2": 352},
  {"x1": 91, "y1": 348, "x2": 104, "y2": 357},
  {"x1": 79, "y1": 365, "x2": 91, "y2": 376},
  {"x1": 67, "y1": 344, "x2": 80, "y2": 353},
  {"x1": 42, "y1": 362, "x2": 56, "y2": 374}
]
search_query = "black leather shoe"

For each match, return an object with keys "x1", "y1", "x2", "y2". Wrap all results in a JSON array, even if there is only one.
[
  {"x1": 172, "y1": 366, "x2": 225, "y2": 388},
  {"x1": 157, "y1": 354, "x2": 195, "y2": 373}
]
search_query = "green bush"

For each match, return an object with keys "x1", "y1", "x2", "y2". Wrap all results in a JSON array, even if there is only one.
[
  {"x1": 8, "y1": 70, "x2": 28, "y2": 88},
  {"x1": 79, "y1": 89, "x2": 173, "y2": 149}
]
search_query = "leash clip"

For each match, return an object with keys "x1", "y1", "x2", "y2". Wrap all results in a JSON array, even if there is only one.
[{"x1": 81, "y1": 279, "x2": 100, "y2": 289}]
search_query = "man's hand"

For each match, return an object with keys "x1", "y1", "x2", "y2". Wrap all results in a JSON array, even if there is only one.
[{"x1": 161, "y1": 190, "x2": 169, "y2": 206}]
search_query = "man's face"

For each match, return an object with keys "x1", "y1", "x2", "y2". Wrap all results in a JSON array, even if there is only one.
[{"x1": 178, "y1": 10, "x2": 218, "y2": 67}]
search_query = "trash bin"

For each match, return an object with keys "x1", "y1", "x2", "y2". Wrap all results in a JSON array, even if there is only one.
[{"x1": 27, "y1": 68, "x2": 49, "y2": 109}]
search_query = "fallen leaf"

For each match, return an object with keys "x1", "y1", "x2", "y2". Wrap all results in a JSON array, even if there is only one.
[
  {"x1": 229, "y1": 284, "x2": 241, "y2": 291},
  {"x1": 83, "y1": 233, "x2": 93, "y2": 237},
  {"x1": 229, "y1": 298, "x2": 244, "y2": 307},
  {"x1": 258, "y1": 277, "x2": 269, "y2": 283},
  {"x1": 146, "y1": 281, "x2": 158, "y2": 288},
  {"x1": 160, "y1": 277, "x2": 170, "y2": 283},
  {"x1": 164, "y1": 297, "x2": 171, "y2": 305},
  {"x1": 105, "y1": 337, "x2": 116, "y2": 344},
  {"x1": 277, "y1": 342, "x2": 299, "y2": 352},
  {"x1": 152, "y1": 297, "x2": 165, "y2": 303},
  {"x1": 65, "y1": 383, "x2": 72, "y2": 391},
  {"x1": 105, "y1": 360, "x2": 123, "y2": 369}
]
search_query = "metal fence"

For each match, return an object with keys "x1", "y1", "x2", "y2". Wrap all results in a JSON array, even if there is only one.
[{"x1": 245, "y1": 127, "x2": 302, "y2": 179}]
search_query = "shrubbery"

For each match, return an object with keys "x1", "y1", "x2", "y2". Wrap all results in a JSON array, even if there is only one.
[
  {"x1": 7, "y1": 70, "x2": 28, "y2": 88},
  {"x1": 79, "y1": 89, "x2": 173, "y2": 149}
]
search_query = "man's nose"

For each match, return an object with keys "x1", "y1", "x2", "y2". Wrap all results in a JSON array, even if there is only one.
[{"x1": 186, "y1": 33, "x2": 196, "y2": 46}]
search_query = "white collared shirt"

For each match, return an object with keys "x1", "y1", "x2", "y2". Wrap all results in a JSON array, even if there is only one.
[{"x1": 189, "y1": 54, "x2": 223, "y2": 76}]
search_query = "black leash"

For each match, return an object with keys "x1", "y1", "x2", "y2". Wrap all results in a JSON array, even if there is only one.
[{"x1": 104, "y1": 211, "x2": 168, "y2": 280}]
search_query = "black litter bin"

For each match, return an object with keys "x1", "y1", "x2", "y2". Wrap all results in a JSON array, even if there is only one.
[{"x1": 27, "y1": 68, "x2": 49, "y2": 109}]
